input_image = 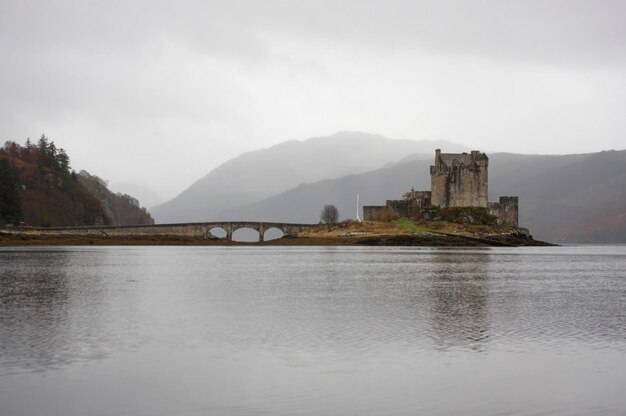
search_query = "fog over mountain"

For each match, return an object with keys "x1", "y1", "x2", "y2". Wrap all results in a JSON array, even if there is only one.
[
  {"x1": 149, "y1": 130, "x2": 626, "y2": 242},
  {"x1": 111, "y1": 182, "x2": 165, "y2": 209},
  {"x1": 151, "y1": 132, "x2": 465, "y2": 223}
]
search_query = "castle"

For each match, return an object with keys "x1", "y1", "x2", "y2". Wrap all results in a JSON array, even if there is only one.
[{"x1": 363, "y1": 149, "x2": 519, "y2": 226}]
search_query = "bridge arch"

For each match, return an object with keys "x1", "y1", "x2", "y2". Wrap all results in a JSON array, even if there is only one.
[
  {"x1": 206, "y1": 226, "x2": 227, "y2": 240},
  {"x1": 231, "y1": 227, "x2": 262, "y2": 242},
  {"x1": 263, "y1": 226, "x2": 285, "y2": 241}
]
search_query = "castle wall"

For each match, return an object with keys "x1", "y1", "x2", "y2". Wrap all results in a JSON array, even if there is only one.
[
  {"x1": 402, "y1": 189, "x2": 432, "y2": 204},
  {"x1": 367, "y1": 150, "x2": 520, "y2": 228},
  {"x1": 386, "y1": 199, "x2": 412, "y2": 217},
  {"x1": 363, "y1": 206, "x2": 388, "y2": 221},
  {"x1": 430, "y1": 171, "x2": 448, "y2": 207},
  {"x1": 364, "y1": 192, "x2": 430, "y2": 221},
  {"x1": 430, "y1": 150, "x2": 488, "y2": 208},
  {"x1": 488, "y1": 196, "x2": 519, "y2": 227}
]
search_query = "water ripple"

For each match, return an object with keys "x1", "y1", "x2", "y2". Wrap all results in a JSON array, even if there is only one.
[{"x1": 1, "y1": 246, "x2": 625, "y2": 415}]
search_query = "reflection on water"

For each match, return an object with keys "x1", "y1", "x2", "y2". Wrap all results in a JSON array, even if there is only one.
[
  {"x1": 428, "y1": 251, "x2": 490, "y2": 351},
  {"x1": 1, "y1": 246, "x2": 625, "y2": 416},
  {"x1": 0, "y1": 248, "x2": 151, "y2": 374},
  {"x1": 0, "y1": 250, "x2": 73, "y2": 373}
]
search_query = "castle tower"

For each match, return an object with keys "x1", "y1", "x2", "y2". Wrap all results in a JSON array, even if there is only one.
[{"x1": 430, "y1": 149, "x2": 489, "y2": 208}]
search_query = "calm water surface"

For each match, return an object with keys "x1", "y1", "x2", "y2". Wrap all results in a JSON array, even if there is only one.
[{"x1": 0, "y1": 246, "x2": 625, "y2": 415}]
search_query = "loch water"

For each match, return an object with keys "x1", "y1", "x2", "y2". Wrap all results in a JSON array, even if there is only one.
[{"x1": 1, "y1": 245, "x2": 625, "y2": 416}]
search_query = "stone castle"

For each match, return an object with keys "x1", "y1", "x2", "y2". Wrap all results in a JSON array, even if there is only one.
[{"x1": 363, "y1": 149, "x2": 519, "y2": 226}]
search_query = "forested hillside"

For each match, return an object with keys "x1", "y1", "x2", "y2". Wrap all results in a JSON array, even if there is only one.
[
  {"x1": 77, "y1": 171, "x2": 154, "y2": 226},
  {"x1": 0, "y1": 136, "x2": 153, "y2": 227}
]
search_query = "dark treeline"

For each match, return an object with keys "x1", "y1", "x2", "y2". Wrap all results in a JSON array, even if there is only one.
[
  {"x1": 2, "y1": 135, "x2": 70, "y2": 174},
  {"x1": 0, "y1": 157, "x2": 22, "y2": 224}
]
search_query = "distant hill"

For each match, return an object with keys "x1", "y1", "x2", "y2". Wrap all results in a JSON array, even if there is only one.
[
  {"x1": 151, "y1": 131, "x2": 465, "y2": 223},
  {"x1": 219, "y1": 150, "x2": 626, "y2": 243},
  {"x1": 216, "y1": 159, "x2": 429, "y2": 223},
  {"x1": 490, "y1": 150, "x2": 626, "y2": 243},
  {"x1": 0, "y1": 137, "x2": 154, "y2": 227}
]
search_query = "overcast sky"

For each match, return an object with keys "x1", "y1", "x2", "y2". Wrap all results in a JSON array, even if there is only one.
[{"x1": 2, "y1": 0, "x2": 625, "y2": 200}]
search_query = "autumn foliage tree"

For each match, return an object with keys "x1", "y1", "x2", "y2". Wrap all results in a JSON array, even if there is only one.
[
  {"x1": 36, "y1": 135, "x2": 70, "y2": 173},
  {"x1": 0, "y1": 136, "x2": 153, "y2": 227},
  {"x1": 2, "y1": 135, "x2": 70, "y2": 173},
  {"x1": 1, "y1": 136, "x2": 107, "y2": 226}
]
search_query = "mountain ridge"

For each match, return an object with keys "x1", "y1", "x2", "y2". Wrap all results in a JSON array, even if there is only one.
[
  {"x1": 151, "y1": 131, "x2": 466, "y2": 222},
  {"x1": 217, "y1": 149, "x2": 626, "y2": 243}
]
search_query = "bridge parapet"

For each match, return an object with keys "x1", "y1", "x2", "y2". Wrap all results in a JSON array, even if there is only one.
[
  {"x1": 223, "y1": 222, "x2": 313, "y2": 242},
  {"x1": 27, "y1": 221, "x2": 317, "y2": 243}
]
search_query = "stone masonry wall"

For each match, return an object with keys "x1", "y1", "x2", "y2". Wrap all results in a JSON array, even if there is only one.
[
  {"x1": 386, "y1": 200, "x2": 412, "y2": 217},
  {"x1": 430, "y1": 150, "x2": 488, "y2": 208},
  {"x1": 22, "y1": 222, "x2": 314, "y2": 241},
  {"x1": 488, "y1": 196, "x2": 519, "y2": 227},
  {"x1": 363, "y1": 206, "x2": 388, "y2": 221},
  {"x1": 366, "y1": 149, "x2": 523, "y2": 228}
]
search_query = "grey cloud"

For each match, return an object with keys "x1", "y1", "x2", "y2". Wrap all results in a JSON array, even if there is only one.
[
  {"x1": 3, "y1": 1, "x2": 625, "y2": 66},
  {"x1": 1, "y1": 0, "x2": 625, "y2": 199}
]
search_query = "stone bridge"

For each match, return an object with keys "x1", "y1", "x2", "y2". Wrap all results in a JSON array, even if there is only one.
[{"x1": 29, "y1": 221, "x2": 317, "y2": 242}]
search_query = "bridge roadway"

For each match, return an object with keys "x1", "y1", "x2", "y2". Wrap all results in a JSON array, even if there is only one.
[{"x1": 31, "y1": 221, "x2": 317, "y2": 242}]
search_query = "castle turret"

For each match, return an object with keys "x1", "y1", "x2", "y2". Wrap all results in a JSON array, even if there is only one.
[{"x1": 488, "y1": 196, "x2": 519, "y2": 227}]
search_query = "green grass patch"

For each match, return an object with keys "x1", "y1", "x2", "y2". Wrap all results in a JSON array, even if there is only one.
[{"x1": 391, "y1": 217, "x2": 418, "y2": 232}]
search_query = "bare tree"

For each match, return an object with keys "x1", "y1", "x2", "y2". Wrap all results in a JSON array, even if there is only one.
[{"x1": 320, "y1": 205, "x2": 339, "y2": 230}]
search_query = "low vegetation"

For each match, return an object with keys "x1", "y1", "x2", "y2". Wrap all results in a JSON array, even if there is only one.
[
  {"x1": 439, "y1": 206, "x2": 499, "y2": 226},
  {"x1": 391, "y1": 217, "x2": 419, "y2": 232},
  {"x1": 300, "y1": 211, "x2": 518, "y2": 240}
]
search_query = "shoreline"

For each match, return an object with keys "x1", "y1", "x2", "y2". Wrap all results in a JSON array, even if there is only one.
[{"x1": 0, "y1": 231, "x2": 555, "y2": 247}]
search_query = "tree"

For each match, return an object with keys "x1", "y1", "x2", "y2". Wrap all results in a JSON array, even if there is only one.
[
  {"x1": 320, "y1": 204, "x2": 339, "y2": 230},
  {"x1": 0, "y1": 158, "x2": 23, "y2": 224},
  {"x1": 33, "y1": 135, "x2": 70, "y2": 173},
  {"x1": 56, "y1": 148, "x2": 70, "y2": 172}
]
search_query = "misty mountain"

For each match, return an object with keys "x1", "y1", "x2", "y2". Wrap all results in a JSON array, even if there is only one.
[
  {"x1": 220, "y1": 150, "x2": 626, "y2": 243},
  {"x1": 490, "y1": 150, "x2": 626, "y2": 243},
  {"x1": 111, "y1": 182, "x2": 165, "y2": 209},
  {"x1": 151, "y1": 131, "x2": 465, "y2": 222},
  {"x1": 216, "y1": 159, "x2": 430, "y2": 223}
]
